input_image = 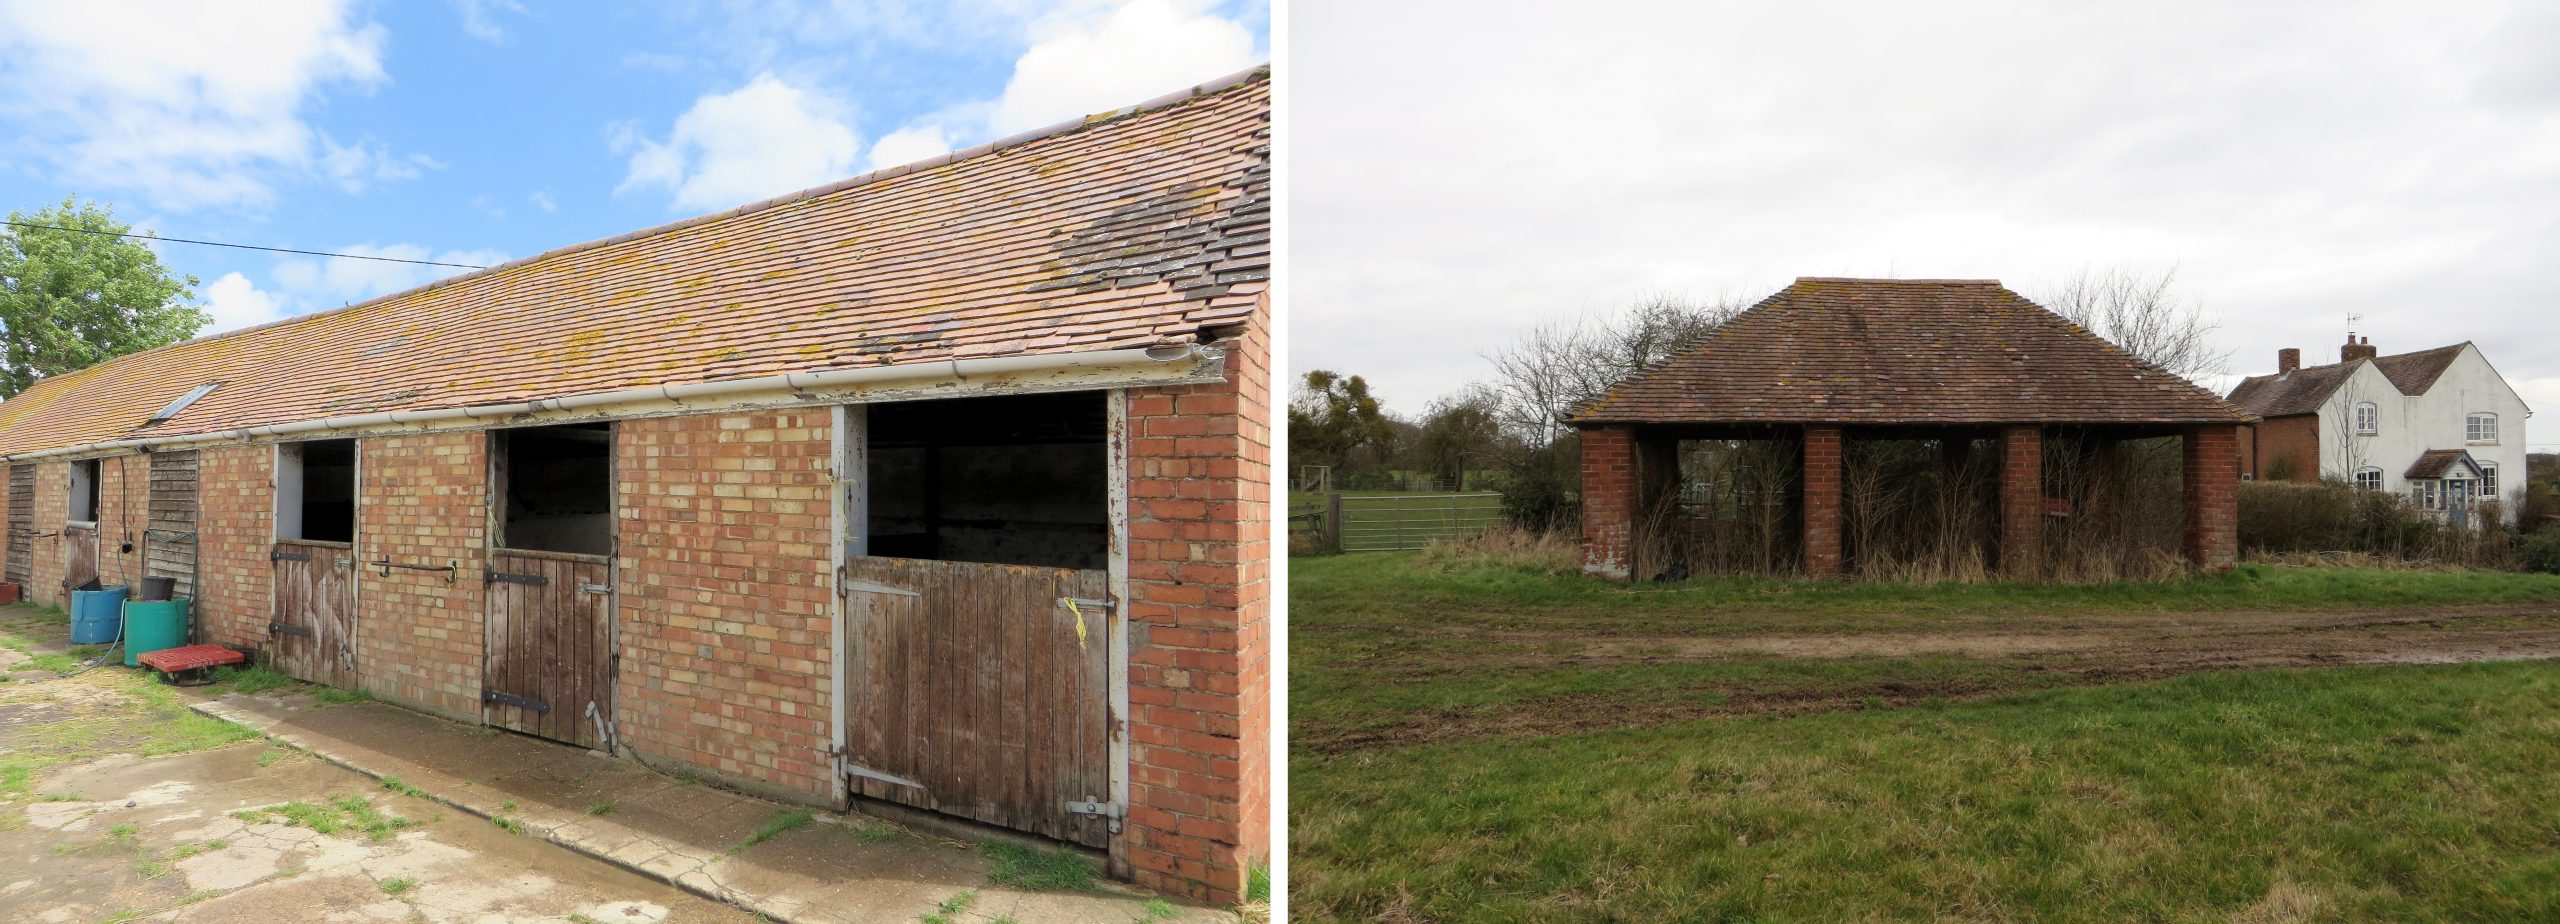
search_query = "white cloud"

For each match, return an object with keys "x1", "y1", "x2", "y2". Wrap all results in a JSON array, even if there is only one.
[
  {"x1": 272, "y1": 244, "x2": 509, "y2": 306},
  {"x1": 867, "y1": 125, "x2": 954, "y2": 170},
  {"x1": 318, "y1": 136, "x2": 443, "y2": 193},
  {"x1": 987, "y1": 0, "x2": 1257, "y2": 135},
  {"x1": 0, "y1": 0, "x2": 402, "y2": 210},
  {"x1": 202, "y1": 272, "x2": 286, "y2": 333},
  {"x1": 454, "y1": 0, "x2": 526, "y2": 42},
  {"x1": 614, "y1": 73, "x2": 863, "y2": 212},
  {"x1": 528, "y1": 190, "x2": 558, "y2": 212}
]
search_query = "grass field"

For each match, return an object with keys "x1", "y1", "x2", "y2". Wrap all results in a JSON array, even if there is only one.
[{"x1": 1290, "y1": 551, "x2": 2560, "y2": 921}]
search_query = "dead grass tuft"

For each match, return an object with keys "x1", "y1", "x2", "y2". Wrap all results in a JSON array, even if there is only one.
[{"x1": 1412, "y1": 528, "x2": 1578, "y2": 575}]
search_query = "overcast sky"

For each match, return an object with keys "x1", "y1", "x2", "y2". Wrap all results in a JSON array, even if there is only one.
[{"x1": 1292, "y1": 1, "x2": 2560, "y2": 450}]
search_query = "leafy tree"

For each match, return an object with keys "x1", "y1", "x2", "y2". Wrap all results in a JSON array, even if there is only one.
[
  {"x1": 1287, "y1": 370, "x2": 1397, "y2": 471},
  {"x1": 0, "y1": 197, "x2": 208, "y2": 397},
  {"x1": 1415, "y1": 386, "x2": 1506, "y2": 488}
]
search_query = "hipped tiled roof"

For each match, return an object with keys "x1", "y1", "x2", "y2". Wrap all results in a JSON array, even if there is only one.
[
  {"x1": 0, "y1": 67, "x2": 1270, "y2": 457},
  {"x1": 2227, "y1": 342, "x2": 2469, "y2": 419},
  {"x1": 1570, "y1": 278, "x2": 2252, "y2": 426}
]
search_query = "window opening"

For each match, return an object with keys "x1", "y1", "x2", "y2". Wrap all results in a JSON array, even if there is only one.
[
  {"x1": 493, "y1": 423, "x2": 614, "y2": 556},
  {"x1": 864, "y1": 391, "x2": 1109, "y2": 570},
  {"x1": 68, "y1": 458, "x2": 100, "y2": 523},
  {"x1": 277, "y1": 439, "x2": 357, "y2": 542}
]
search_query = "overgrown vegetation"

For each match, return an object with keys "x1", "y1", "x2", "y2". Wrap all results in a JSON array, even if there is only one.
[
  {"x1": 2241, "y1": 480, "x2": 2529, "y2": 570},
  {"x1": 231, "y1": 795, "x2": 416, "y2": 841},
  {"x1": 727, "y1": 807, "x2": 814, "y2": 854}
]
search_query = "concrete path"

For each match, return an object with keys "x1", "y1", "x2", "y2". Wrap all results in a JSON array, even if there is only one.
[{"x1": 190, "y1": 691, "x2": 1220, "y2": 924}]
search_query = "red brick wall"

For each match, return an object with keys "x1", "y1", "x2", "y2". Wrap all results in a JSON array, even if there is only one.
[
  {"x1": 1802, "y1": 426, "x2": 1844, "y2": 577},
  {"x1": 358, "y1": 433, "x2": 489, "y2": 720},
  {"x1": 616, "y1": 410, "x2": 835, "y2": 802},
  {"x1": 1122, "y1": 315, "x2": 1270, "y2": 907},
  {"x1": 31, "y1": 462, "x2": 67, "y2": 607},
  {"x1": 2246, "y1": 415, "x2": 2320, "y2": 483},
  {"x1": 1580, "y1": 426, "x2": 1636, "y2": 580},
  {"x1": 1999, "y1": 425, "x2": 2043, "y2": 579},
  {"x1": 2184, "y1": 424, "x2": 2240, "y2": 570},
  {"x1": 196, "y1": 445, "x2": 275, "y2": 649}
]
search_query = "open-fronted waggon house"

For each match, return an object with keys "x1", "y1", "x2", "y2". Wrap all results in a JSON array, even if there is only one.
[
  {"x1": 0, "y1": 69, "x2": 1270, "y2": 903},
  {"x1": 1570, "y1": 277, "x2": 2255, "y2": 582}
]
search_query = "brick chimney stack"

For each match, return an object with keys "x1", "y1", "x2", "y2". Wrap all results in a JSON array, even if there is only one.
[
  {"x1": 2277, "y1": 348, "x2": 2300, "y2": 373},
  {"x1": 2342, "y1": 335, "x2": 2377, "y2": 363}
]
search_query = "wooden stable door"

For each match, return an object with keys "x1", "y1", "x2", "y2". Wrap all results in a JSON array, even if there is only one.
[
  {"x1": 842, "y1": 556, "x2": 1116, "y2": 849},
  {"x1": 60, "y1": 524, "x2": 100, "y2": 593},
  {"x1": 5, "y1": 465, "x2": 32, "y2": 586},
  {"x1": 269, "y1": 540, "x2": 357, "y2": 687},
  {"x1": 482, "y1": 550, "x2": 613, "y2": 750}
]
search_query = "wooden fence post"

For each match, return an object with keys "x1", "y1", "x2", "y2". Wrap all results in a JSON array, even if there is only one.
[{"x1": 1325, "y1": 493, "x2": 1344, "y2": 552}]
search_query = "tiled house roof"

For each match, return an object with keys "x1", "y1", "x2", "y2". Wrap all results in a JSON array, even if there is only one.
[
  {"x1": 1570, "y1": 277, "x2": 2252, "y2": 426},
  {"x1": 0, "y1": 68, "x2": 1270, "y2": 457},
  {"x1": 2226, "y1": 342, "x2": 2470, "y2": 419}
]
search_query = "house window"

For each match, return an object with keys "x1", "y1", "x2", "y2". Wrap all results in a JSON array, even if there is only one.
[
  {"x1": 2410, "y1": 480, "x2": 2440, "y2": 510},
  {"x1": 2354, "y1": 402, "x2": 2377, "y2": 435},
  {"x1": 864, "y1": 391, "x2": 1108, "y2": 570},
  {"x1": 2353, "y1": 468, "x2": 2383, "y2": 491},
  {"x1": 493, "y1": 423, "x2": 614, "y2": 556},
  {"x1": 276, "y1": 439, "x2": 357, "y2": 543},
  {"x1": 2481, "y1": 462, "x2": 2499, "y2": 498},
  {"x1": 2467, "y1": 413, "x2": 2498, "y2": 443},
  {"x1": 67, "y1": 459, "x2": 100, "y2": 523}
]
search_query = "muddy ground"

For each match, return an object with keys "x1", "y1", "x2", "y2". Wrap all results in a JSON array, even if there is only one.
[{"x1": 1307, "y1": 603, "x2": 2560, "y2": 753}]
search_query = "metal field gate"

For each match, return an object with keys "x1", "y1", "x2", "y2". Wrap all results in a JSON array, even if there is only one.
[
  {"x1": 1336, "y1": 493, "x2": 1504, "y2": 552},
  {"x1": 145, "y1": 451, "x2": 200, "y2": 600},
  {"x1": 482, "y1": 550, "x2": 615, "y2": 750},
  {"x1": 269, "y1": 539, "x2": 357, "y2": 687},
  {"x1": 840, "y1": 556, "x2": 1117, "y2": 849},
  {"x1": 5, "y1": 464, "x2": 30, "y2": 585}
]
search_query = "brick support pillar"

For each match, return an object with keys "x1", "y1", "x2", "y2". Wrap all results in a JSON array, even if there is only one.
[
  {"x1": 1579, "y1": 426, "x2": 1637, "y2": 581},
  {"x1": 1998, "y1": 425, "x2": 2042, "y2": 579},
  {"x1": 1802, "y1": 425, "x2": 1844, "y2": 577},
  {"x1": 2183, "y1": 424, "x2": 2240, "y2": 571}
]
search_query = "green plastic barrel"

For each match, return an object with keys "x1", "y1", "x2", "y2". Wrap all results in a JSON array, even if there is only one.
[{"x1": 123, "y1": 598, "x2": 191, "y2": 667}]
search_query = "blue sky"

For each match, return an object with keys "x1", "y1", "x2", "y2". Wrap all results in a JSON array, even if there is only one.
[{"x1": 0, "y1": 0, "x2": 1266, "y2": 334}]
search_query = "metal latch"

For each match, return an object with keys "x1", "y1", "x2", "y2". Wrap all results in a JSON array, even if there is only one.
[
  {"x1": 577, "y1": 582, "x2": 610, "y2": 594},
  {"x1": 482, "y1": 689, "x2": 550, "y2": 713},
  {"x1": 846, "y1": 763, "x2": 925, "y2": 790},
  {"x1": 267, "y1": 622, "x2": 313, "y2": 638},
  {"x1": 1064, "y1": 800, "x2": 1124, "y2": 830},
  {"x1": 271, "y1": 550, "x2": 310, "y2": 563},
  {"x1": 486, "y1": 571, "x2": 548, "y2": 586}
]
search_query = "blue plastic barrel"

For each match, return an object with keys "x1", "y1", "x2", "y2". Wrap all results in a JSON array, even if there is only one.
[
  {"x1": 123, "y1": 598, "x2": 191, "y2": 667},
  {"x1": 69, "y1": 585, "x2": 129, "y2": 644}
]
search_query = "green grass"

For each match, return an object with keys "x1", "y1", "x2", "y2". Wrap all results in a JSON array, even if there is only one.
[
  {"x1": 585, "y1": 799, "x2": 615, "y2": 816},
  {"x1": 379, "y1": 876, "x2": 416, "y2": 895},
  {"x1": 491, "y1": 816, "x2": 521, "y2": 834},
  {"x1": 310, "y1": 686, "x2": 373, "y2": 706},
  {"x1": 1246, "y1": 860, "x2": 1269, "y2": 903},
  {"x1": 920, "y1": 889, "x2": 975, "y2": 924},
  {"x1": 233, "y1": 796, "x2": 416, "y2": 841},
  {"x1": 379, "y1": 776, "x2": 430, "y2": 799},
  {"x1": 728, "y1": 807, "x2": 814, "y2": 854},
  {"x1": 208, "y1": 665, "x2": 298, "y2": 695},
  {"x1": 1139, "y1": 897, "x2": 1179, "y2": 922},
  {"x1": 978, "y1": 839, "x2": 1100, "y2": 892},
  {"x1": 1294, "y1": 660, "x2": 2560, "y2": 921}
]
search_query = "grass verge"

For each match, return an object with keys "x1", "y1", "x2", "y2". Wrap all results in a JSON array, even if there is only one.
[
  {"x1": 1292, "y1": 659, "x2": 2560, "y2": 922},
  {"x1": 979, "y1": 839, "x2": 1101, "y2": 892}
]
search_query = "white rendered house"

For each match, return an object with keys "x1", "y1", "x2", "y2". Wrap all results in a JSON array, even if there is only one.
[{"x1": 2228, "y1": 337, "x2": 2531, "y2": 526}]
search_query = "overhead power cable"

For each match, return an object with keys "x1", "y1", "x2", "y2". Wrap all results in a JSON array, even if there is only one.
[{"x1": 0, "y1": 220, "x2": 489, "y2": 269}]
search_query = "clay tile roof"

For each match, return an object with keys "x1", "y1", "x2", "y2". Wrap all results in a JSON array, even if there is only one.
[
  {"x1": 2404, "y1": 449, "x2": 2479, "y2": 480},
  {"x1": 0, "y1": 67, "x2": 1270, "y2": 457},
  {"x1": 1569, "y1": 277, "x2": 2253, "y2": 426},
  {"x1": 2227, "y1": 343, "x2": 2470, "y2": 420},
  {"x1": 2371, "y1": 343, "x2": 2467, "y2": 395},
  {"x1": 2226, "y1": 363, "x2": 2361, "y2": 418}
]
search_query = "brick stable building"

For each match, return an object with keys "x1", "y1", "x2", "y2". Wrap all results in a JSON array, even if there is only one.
[
  {"x1": 1570, "y1": 278, "x2": 2254, "y2": 581},
  {"x1": 0, "y1": 69, "x2": 1269, "y2": 903}
]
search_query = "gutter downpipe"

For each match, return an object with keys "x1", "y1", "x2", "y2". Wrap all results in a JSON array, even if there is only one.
[{"x1": 2, "y1": 344, "x2": 1213, "y2": 463}]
